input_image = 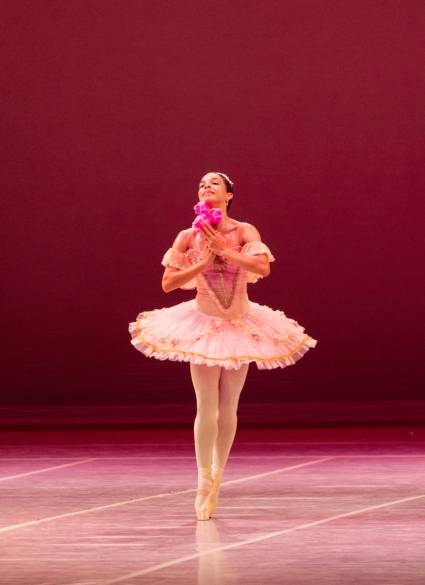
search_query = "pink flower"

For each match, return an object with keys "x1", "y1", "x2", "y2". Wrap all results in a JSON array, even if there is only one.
[
  {"x1": 209, "y1": 209, "x2": 222, "y2": 223},
  {"x1": 194, "y1": 202, "x2": 208, "y2": 215},
  {"x1": 192, "y1": 216, "x2": 204, "y2": 230},
  {"x1": 192, "y1": 202, "x2": 222, "y2": 231}
]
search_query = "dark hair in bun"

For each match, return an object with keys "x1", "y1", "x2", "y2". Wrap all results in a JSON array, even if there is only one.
[{"x1": 213, "y1": 171, "x2": 234, "y2": 211}]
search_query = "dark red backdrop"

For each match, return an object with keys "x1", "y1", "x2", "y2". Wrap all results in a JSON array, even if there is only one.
[{"x1": 2, "y1": 1, "x2": 423, "y2": 405}]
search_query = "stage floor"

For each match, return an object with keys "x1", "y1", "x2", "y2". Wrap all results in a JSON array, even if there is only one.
[{"x1": 1, "y1": 427, "x2": 424, "y2": 584}]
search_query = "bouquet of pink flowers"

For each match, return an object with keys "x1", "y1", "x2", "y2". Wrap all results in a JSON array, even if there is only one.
[{"x1": 192, "y1": 201, "x2": 222, "y2": 231}]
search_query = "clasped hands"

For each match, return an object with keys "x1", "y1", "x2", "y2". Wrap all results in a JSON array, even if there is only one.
[{"x1": 200, "y1": 222, "x2": 228, "y2": 256}]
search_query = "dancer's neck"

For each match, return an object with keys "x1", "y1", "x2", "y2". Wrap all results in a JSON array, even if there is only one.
[{"x1": 217, "y1": 212, "x2": 231, "y2": 232}]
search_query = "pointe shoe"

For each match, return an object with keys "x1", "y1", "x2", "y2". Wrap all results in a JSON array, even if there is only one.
[
  {"x1": 194, "y1": 467, "x2": 213, "y2": 521},
  {"x1": 208, "y1": 465, "x2": 224, "y2": 517}
]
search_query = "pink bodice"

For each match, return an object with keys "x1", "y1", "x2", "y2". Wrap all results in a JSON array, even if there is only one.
[{"x1": 161, "y1": 240, "x2": 275, "y2": 320}]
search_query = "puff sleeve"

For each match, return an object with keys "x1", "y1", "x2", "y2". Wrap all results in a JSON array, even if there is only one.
[
  {"x1": 161, "y1": 247, "x2": 197, "y2": 290},
  {"x1": 240, "y1": 241, "x2": 276, "y2": 284}
]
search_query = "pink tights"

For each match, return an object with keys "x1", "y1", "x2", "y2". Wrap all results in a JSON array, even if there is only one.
[{"x1": 190, "y1": 362, "x2": 250, "y2": 472}]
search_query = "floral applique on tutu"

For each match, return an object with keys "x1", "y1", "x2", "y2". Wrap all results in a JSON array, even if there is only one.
[{"x1": 128, "y1": 240, "x2": 318, "y2": 370}]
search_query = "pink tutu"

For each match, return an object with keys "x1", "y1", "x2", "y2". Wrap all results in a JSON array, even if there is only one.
[{"x1": 128, "y1": 298, "x2": 318, "y2": 370}]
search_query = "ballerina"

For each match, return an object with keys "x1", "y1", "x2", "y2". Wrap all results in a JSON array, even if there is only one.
[{"x1": 129, "y1": 171, "x2": 318, "y2": 520}]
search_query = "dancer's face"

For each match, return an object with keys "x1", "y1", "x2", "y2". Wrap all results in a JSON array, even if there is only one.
[{"x1": 198, "y1": 173, "x2": 232, "y2": 210}]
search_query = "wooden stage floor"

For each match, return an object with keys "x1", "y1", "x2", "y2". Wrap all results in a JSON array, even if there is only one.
[{"x1": 0, "y1": 426, "x2": 424, "y2": 584}]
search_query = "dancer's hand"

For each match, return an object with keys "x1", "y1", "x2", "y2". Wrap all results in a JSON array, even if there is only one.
[
  {"x1": 198, "y1": 225, "x2": 217, "y2": 267},
  {"x1": 201, "y1": 222, "x2": 227, "y2": 255},
  {"x1": 202, "y1": 247, "x2": 216, "y2": 268}
]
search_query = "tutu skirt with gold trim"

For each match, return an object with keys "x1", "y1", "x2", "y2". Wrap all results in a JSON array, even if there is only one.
[{"x1": 128, "y1": 299, "x2": 318, "y2": 370}]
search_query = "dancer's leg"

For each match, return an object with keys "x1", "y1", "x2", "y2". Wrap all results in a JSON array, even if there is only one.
[
  {"x1": 190, "y1": 363, "x2": 220, "y2": 468},
  {"x1": 213, "y1": 363, "x2": 249, "y2": 470},
  {"x1": 207, "y1": 363, "x2": 249, "y2": 516},
  {"x1": 190, "y1": 362, "x2": 220, "y2": 519}
]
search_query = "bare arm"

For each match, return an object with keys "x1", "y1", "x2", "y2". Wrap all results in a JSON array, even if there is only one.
[
  {"x1": 221, "y1": 249, "x2": 270, "y2": 277},
  {"x1": 161, "y1": 230, "x2": 214, "y2": 293},
  {"x1": 220, "y1": 223, "x2": 271, "y2": 277},
  {"x1": 162, "y1": 261, "x2": 209, "y2": 293}
]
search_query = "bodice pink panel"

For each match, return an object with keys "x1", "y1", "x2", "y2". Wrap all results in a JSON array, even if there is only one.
[{"x1": 161, "y1": 241, "x2": 275, "y2": 319}]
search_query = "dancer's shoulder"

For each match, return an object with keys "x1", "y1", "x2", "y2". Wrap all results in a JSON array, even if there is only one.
[
  {"x1": 171, "y1": 228, "x2": 193, "y2": 252},
  {"x1": 238, "y1": 221, "x2": 262, "y2": 243}
]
